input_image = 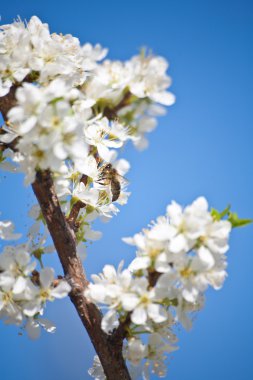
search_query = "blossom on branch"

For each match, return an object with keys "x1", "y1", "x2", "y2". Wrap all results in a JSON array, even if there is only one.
[
  {"x1": 0, "y1": 228, "x2": 71, "y2": 338},
  {"x1": 86, "y1": 197, "x2": 233, "y2": 378}
]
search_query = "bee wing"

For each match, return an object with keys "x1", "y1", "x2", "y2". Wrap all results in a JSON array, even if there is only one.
[{"x1": 116, "y1": 173, "x2": 129, "y2": 187}]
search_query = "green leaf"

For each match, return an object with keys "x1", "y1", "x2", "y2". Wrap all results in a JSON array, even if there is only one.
[
  {"x1": 228, "y1": 212, "x2": 253, "y2": 228},
  {"x1": 219, "y1": 204, "x2": 231, "y2": 219},
  {"x1": 211, "y1": 208, "x2": 221, "y2": 221},
  {"x1": 211, "y1": 204, "x2": 230, "y2": 221},
  {"x1": 211, "y1": 205, "x2": 252, "y2": 228}
]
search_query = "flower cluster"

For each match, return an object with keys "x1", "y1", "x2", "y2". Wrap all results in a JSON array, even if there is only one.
[
  {"x1": 0, "y1": 16, "x2": 175, "y2": 252},
  {"x1": 0, "y1": 16, "x2": 106, "y2": 96},
  {"x1": 0, "y1": 220, "x2": 71, "y2": 339},
  {"x1": 86, "y1": 197, "x2": 232, "y2": 379},
  {"x1": 85, "y1": 53, "x2": 175, "y2": 150}
]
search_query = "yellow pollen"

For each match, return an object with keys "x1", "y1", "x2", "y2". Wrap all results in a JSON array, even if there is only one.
[
  {"x1": 40, "y1": 289, "x2": 50, "y2": 300},
  {"x1": 3, "y1": 291, "x2": 12, "y2": 303},
  {"x1": 70, "y1": 172, "x2": 80, "y2": 181},
  {"x1": 140, "y1": 295, "x2": 150, "y2": 304},
  {"x1": 178, "y1": 221, "x2": 186, "y2": 233},
  {"x1": 34, "y1": 150, "x2": 44, "y2": 159},
  {"x1": 52, "y1": 116, "x2": 60, "y2": 126},
  {"x1": 180, "y1": 267, "x2": 193, "y2": 278},
  {"x1": 63, "y1": 132, "x2": 74, "y2": 143},
  {"x1": 149, "y1": 248, "x2": 161, "y2": 258},
  {"x1": 199, "y1": 236, "x2": 206, "y2": 244}
]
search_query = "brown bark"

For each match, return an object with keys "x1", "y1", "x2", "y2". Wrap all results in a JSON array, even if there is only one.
[
  {"x1": 103, "y1": 91, "x2": 132, "y2": 120},
  {"x1": 148, "y1": 270, "x2": 161, "y2": 288},
  {"x1": 0, "y1": 89, "x2": 131, "y2": 380},
  {"x1": 67, "y1": 200, "x2": 86, "y2": 231},
  {"x1": 0, "y1": 85, "x2": 17, "y2": 120},
  {"x1": 32, "y1": 170, "x2": 131, "y2": 380}
]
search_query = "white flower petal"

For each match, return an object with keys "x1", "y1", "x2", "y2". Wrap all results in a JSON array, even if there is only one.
[
  {"x1": 131, "y1": 306, "x2": 147, "y2": 325},
  {"x1": 121, "y1": 293, "x2": 139, "y2": 311},
  {"x1": 12, "y1": 277, "x2": 27, "y2": 294},
  {"x1": 40, "y1": 267, "x2": 54, "y2": 289},
  {"x1": 103, "y1": 265, "x2": 117, "y2": 281},
  {"x1": 128, "y1": 257, "x2": 151, "y2": 272},
  {"x1": 197, "y1": 246, "x2": 215, "y2": 270},
  {"x1": 147, "y1": 303, "x2": 167, "y2": 323},
  {"x1": 38, "y1": 318, "x2": 56, "y2": 333},
  {"x1": 169, "y1": 234, "x2": 188, "y2": 253},
  {"x1": 51, "y1": 281, "x2": 71, "y2": 299},
  {"x1": 85, "y1": 284, "x2": 107, "y2": 303},
  {"x1": 148, "y1": 223, "x2": 176, "y2": 241},
  {"x1": 25, "y1": 318, "x2": 40, "y2": 340},
  {"x1": 101, "y1": 309, "x2": 119, "y2": 333},
  {"x1": 23, "y1": 300, "x2": 41, "y2": 317}
]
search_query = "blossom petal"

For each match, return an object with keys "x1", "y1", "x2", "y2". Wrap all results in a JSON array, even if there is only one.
[
  {"x1": 131, "y1": 306, "x2": 147, "y2": 325},
  {"x1": 25, "y1": 318, "x2": 41, "y2": 340},
  {"x1": 101, "y1": 309, "x2": 119, "y2": 333},
  {"x1": 121, "y1": 293, "x2": 139, "y2": 311},
  {"x1": 51, "y1": 281, "x2": 71, "y2": 299},
  {"x1": 40, "y1": 267, "x2": 54, "y2": 289},
  {"x1": 147, "y1": 303, "x2": 167, "y2": 323}
]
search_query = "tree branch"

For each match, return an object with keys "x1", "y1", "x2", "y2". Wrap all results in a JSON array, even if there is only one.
[
  {"x1": 67, "y1": 200, "x2": 86, "y2": 231},
  {"x1": 32, "y1": 170, "x2": 131, "y2": 380},
  {"x1": 0, "y1": 88, "x2": 131, "y2": 380},
  {"x1": 103, "y1": 91, "x2": 132, "y2": 120},
  {"x1": 0, "y1": 86, "x2": 17, "y2": 120}
]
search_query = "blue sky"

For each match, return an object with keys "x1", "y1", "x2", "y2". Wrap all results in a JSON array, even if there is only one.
[{"x1": 0, "y1": 1, "x2": 253, "y2": 379}]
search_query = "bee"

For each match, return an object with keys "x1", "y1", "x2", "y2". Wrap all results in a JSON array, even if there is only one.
[{"x1": 97, "y1": 163, "x2": 127, "y2": 202}]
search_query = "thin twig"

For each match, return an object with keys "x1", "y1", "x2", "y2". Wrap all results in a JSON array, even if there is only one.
[{"x1": 104, "y1": 91, "x2": 132, "y2": 120}]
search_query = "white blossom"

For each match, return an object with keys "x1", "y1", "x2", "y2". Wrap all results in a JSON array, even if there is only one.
[
  {"x1": 125, "y1": 338, "x2": 148, "y2": 366},
  {"x1": 88, "y1": 356, "x2": 106, "y2": 380},
  {"x1": 0, "y1": 240, "x2": 71, "y2": 337},
  {"x1": 87, "y1": 197, "x2": 233, "y2": 379},
  {"x1": 0, "y1": 220, "x2": 21, "y2": 240}
]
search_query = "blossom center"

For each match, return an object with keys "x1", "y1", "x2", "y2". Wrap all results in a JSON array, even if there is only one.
[
  {"x1": 40, "y1": 289, "x2": 51, "y2": 301},
  {"x1": 3, "y1": 291, "x2": 12, "y2": 303},
  {"x1": 180, "y1": 267, "x2": 193, "y2": 278}
]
